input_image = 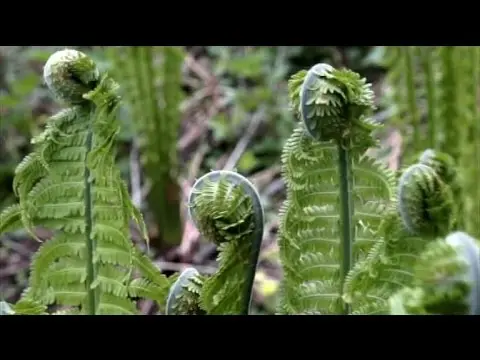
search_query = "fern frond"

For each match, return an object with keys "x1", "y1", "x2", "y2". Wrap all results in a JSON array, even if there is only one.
[
  {"x1": 398, "y1": 164, "x2": 454, "y2": 237},
  {"x1": 166, "y1": 268, "x2": 206, "y2": 315},
  {"x1": 11, "y1": 295, "x2": 48, "y2": 315},
  {"x1": 128, "y1": 278, "x2": 169, "y2": 306},
  {"x1": 345, "y1": 149, "x2": 457, "y2": 314},
  {"x1": 0, "y1": 49, "x2": 169, "y2": 315},
  {"x1": 0, "y1": 204, "x2": 22, "y2": 234},
  {"x1": 188, "y1": 170, "x2": 264, "y2": 315},
  {"x1": 389, "y1": 231, "x2": 480, "y2": 315},
  {"x1": 278, "y1": 64, "x2": 393, "y2": 314}
]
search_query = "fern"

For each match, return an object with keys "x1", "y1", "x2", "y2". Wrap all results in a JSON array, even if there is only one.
[
  {"x1": 177, "y1": 170, "x2": 265, "y2": 315},
  {"x1": 177, "y1": 61, "x2": 477, "y2": 316},
  {"x1": 106, "y1": 46, "x2": 185, "y2": 247},
  {"x1": 3, "y1": 53, "x2": 475, "y2": 316},
  {"x1": 0, "y1": 49, "x2": 172, "y2": 315},
  {"x1": 383, "y1": 46, "x2": 480, "y2": 236},
  {"x1": 389, "y1": 231, "x2": 480, "y2": 315},
  {"x1": 274, "y1": 63, "x2": 395, "y2": 314},
  {"x1": 418, "y1": 46, "x2": 437, "y2": 148},
  {"x1": 343, "y1": 149, "x2": 458, "y2": 314},
  {"x1": 166, "y1": 268, "x2": 205, "y2": 315}
]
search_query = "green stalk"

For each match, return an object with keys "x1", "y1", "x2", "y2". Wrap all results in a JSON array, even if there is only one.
[
  {"x1": 241, "y1": 186, "x2": 263, "y2": 315},
  {"x1": 472, "y1": 47, "x2": 480, "y2": 235},
  {"x1": 119, "y1": 46, "x2": 183, "y2": 248},
  {"x1": 83, "y1": 118, "x2": 97, "y2": 315},
  {"x1": 439, "y1": 47, "x2": 457, "y2": 157},
  {"x1": 337, "y1": 140, "x2": 354, "y2": 315},
  {"x1": 420, "y1": 47, "x2": 436, "y2": 149},
  {"x1": 405, "y1": 46, "x2": 421, "y2": 150}
]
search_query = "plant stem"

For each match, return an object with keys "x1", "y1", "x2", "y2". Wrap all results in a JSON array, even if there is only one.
[
  {"x1": 420, "y1": 48, "x2": 436, "y2": 149},
  {"x1": 242, "y1": 191, "x2": 263, "y2": 315},
  {"x1": 439, "y1": 47, "x2": 457, "y2": 157},
  {"x1": 472, "y1": 47, "x2": 480, "y2": 236},
  {"x1": 83, "y1": 118, "x2": 97, "y2": 315},
  {"x1": 405, "y1": 46, "x2": 420, "y2": 151},
  {"x1": 337, "y1": 140, "x2": 354, "y2": 315}
]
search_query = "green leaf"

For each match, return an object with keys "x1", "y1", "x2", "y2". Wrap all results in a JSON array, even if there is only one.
[
  {"x1": 210, "y1": 113, "x2": 230, "y2": 141},
  {"x1": 25, "y1": 49, "x2": 55, "y2": 63},
  {"x1": 12, "y1": 73, "x2": 40, "y2": 97},
  {"x1": 237, "y1": 151, "x2": 258, "y2": 172},
  {"x1": 235, "y1": 87, "x2": 272, "y2": 111},
  {"x1": 225, "y1": 50, "x2": 268, "y2": 79},
  {"x1": 0, "y1": 94, "x2": 19, "y2": 108}
]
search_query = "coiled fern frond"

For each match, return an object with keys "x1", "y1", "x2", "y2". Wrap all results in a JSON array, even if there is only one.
[
  {"x1": 389, "y1": 231, "x2": 480, "y2": 315},
  {"x1": 344, "y1": 149, "x2": 458, "y2": 314},
  {"x1": 179, "y1": 170, "x2": 264, "y2": 315},
  {"x1": 382, "y1": 46, "x2": 480, "y2": 236},
  {"x1": 166, "y1": 268, "x2": 205, "y2": 315}
]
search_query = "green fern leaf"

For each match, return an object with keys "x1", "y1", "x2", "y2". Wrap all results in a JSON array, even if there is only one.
[
  {"x1": 0, "y1": 49, "x2": 169, "y2": 315},
  {"x1": 188, "y1": 170, "x2": 264, "y2": 315}
]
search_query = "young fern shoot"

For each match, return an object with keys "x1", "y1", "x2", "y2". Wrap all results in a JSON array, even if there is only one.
[
  {"x1": 343, "y1": 149, "x2": 458, "y2": 314},
  {"x1": 184, "y1": 170, "x2": 264, "y2": 315},
  {"x1": 389, "y1": 231, "x2": 480, "y2": 315},
  {"x1": 277, "y1": 64, "x2": 395, "y2": 314},
  {"x1": 0, "y1": 49, "x2": 172, "y2": 315},
  {"x1": 165, "y1": 268, "x2": 205, "y2": 315}
]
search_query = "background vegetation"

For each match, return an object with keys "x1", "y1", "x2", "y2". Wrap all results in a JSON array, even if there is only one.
[{"x1": 0, "y1": 46, "x2": 474, "y2": 314}]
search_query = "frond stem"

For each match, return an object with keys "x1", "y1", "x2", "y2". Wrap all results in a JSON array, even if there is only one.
[
  {"x1": 242, "y1": 185, "x2": 264, "y2": 315},
  {"x1": 337, "y1": 140, "x2": 354, "y2": 315},
  {"x1": 420, "y1": 48, "x2": 436, "y2": 149},
  {"x1": 405, "y1": 46, "x2": 420, "y2": 150},
  {"x1": 83, "y1": 111, "x2": 98, "y2": 315}
]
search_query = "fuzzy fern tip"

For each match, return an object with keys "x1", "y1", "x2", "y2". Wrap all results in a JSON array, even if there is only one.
[{"x1": 43, "y1": 49, "x2": 100, "y2": 105}]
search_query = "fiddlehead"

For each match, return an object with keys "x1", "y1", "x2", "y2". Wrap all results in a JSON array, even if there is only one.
[
  {"x1": 0, "y1": 49, "x2": 171, "y2": 315},
  {"x1": 43, "y1": 49, "x2": 101, "y2": 105},
  {"x1": 278, "y1": 64, "x2": 395, "y2": 314},
  {"x1": 344, "y1": 149, "x2": 457, "y2": 314},
  {"x1": 187, "y1": 170, "x2": 264, "y2": 315},
  {"x1": 166, "y1": 268, "x2": 205, "y2": 315},
  {"x1": 389, "y1": 231, "x2": 480, "y2": 315},
  {"x1": 398, "y1": 148, "x2": 458, "y2": 237},
  {"x1": 398, "y1": 164, "x2": 454, "y2": 238}
]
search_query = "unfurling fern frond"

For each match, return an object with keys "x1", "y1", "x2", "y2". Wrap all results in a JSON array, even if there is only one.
[
  {"x1": 277, "y1": 63, "x2": 395, "y2": 315},
  {"x1": 344, "y1": 149, "x2": 457, "y2": 314},
  {"x1": 389, "y1": 231, "x2": 480, "y2": 315},
  {"x1": 166, "y1": 268, "x2": 205, "y2": 315},
  {"x1": 383, "y1": 46, "x2": 480, "y2": 237},
  {"x1": 187, "y1": 170, "x2": 264, "y2": 315},
  {"x1": 0, "y1": 49, "x2": 171, "y2": 315},
  {"x1": 397, "y1": 163, "x2": 454, "y2": 238}
]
